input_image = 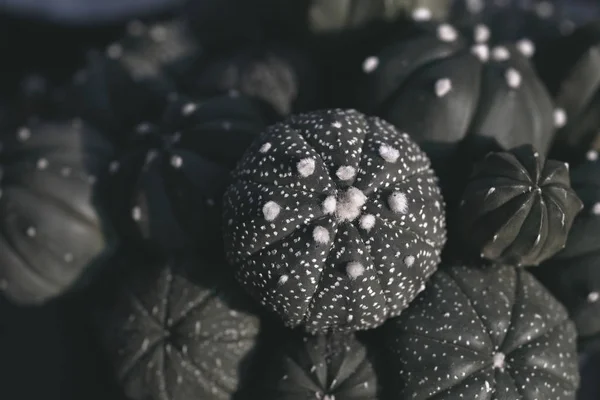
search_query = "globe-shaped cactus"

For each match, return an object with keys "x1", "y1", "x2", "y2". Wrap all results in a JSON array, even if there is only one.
[
  {"x1": 458, "y1": 145, "x2": 583, "y2": 266},
  {"x1": 382, "y1": 264, "x2": 580, "y2": 399},
  {"x1": 223, "y1": 108, "x2": 446, "y2": 333},
  {"x1": 535, "y1": 151, "x2": 600, "y2": 351},
  {"x1": 96, "y1": 252, "x2": 261, "y2": 400},
  {"x1": 0, "y1": 119, "x2": 115, "y2": 304},
  {"x1": 359, "y1": 20, "x2": 559, "y2": 200},
  {"x1": 255, "y1": 332, "x2": 379, "y2": 400},
  {"x1": 108, "y1": 93, "x2": 266, "y2": 254}
]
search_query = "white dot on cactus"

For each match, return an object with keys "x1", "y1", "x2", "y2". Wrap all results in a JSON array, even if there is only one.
[
  {"x1": 412, "y1": 7, "x2": 432, "y2": 21},
  {"x1": 263, "y1": 201, "x2": 281, "y2": 221},
  {"x1": 259, "y1": 142, "x2": 272, "y2": 153},
  {"x1": 404, "y1": 255, "x2": 415, "y2": 267},
  {"x1": 588, "y1": 291, "x2": 600, "y2": 303},
  {"x1": 106, "y1": 43, "x2": 123, "y2": 59},
  {"x1": 346, "y1": 187, "x2": 367, "y2": 206},
  {"x1": 388, "y1": 192, "x2": 409, "y2": 214},
  {"x1": 492, "y1": 46, "x2": 510, "y2": 61},
  {"x1": 471, "y1": 44, "x2": 489, "y2": 62},
  {"x1": 466, "y1": 0, "x2": 484, "y2": 13},
  {"x1": 534, "y1": 1, "x2": 554, "y2": 18},
  {"x1": 435, "y1": 78, "x2": 452, "y2": 97},
  {"x1": 346, "y1": 262, "x2": 365, "y2": 279},
  {"x1": 437, "y1": 24, "x2": 458, "y2": 42},
  {"x1": 347, "y1": 314, "x2": 354, "y2": 322},
  {"x1": 492, "y1": 352, "x2": 506, "y2": 370},
  {"x1": 485, "y1": 381, "x2": 491, "y2": 393},
  {"x1": 586, "y1": 150, "x2": 598, "y2": 161},
  {"x1": 136, "y1": 122, "x2": 152, "y2": 134},
  {"x1": 379, "y1": 144, "x2": 400, "y2": 163},
  {"x1": 171, "y1": 155, "x2": 183, "y2": 168},
  {"x1": 362, "y1": 56, "x2": 379, "y2": 73},
  {"x1": 359, "y1": 214, "x2": 376, "y2": 231},
  {"x1": 336, "y1": 188, "x2": 367, "y2": 222},
  {"x1": 516, "y1": 38, "x2": 535, "y2": 57},
  {"x1": 312, "y1": 226, "x2": 330, "y2": 244},
  {"x1": 182, "y1": 103, "x2": 197, "y2": 116},
  {"x1": 132, "y1": 207, "x2": 142, "y2": 221},
  {"x1": 37, "y1": 158, "x2": 48, "y2": 170},
  {"x1": 553, "y1": 108, "x2": 567, "y2": 128},
  {"x1": 26, "y1": 227, "x2": 36, "y2": 237},
  {"x1": 181, "y1": 344, "x2": 189, "y2": 355},
  {"x1": 336, "y1": 166, "x2": 356, "y2": 181},
  {"x1": 149, "y1": 25, "x2": 168, "y2": 42},
  {"x1": 297, "y1": 158, "x2": 316, "y2": 177},
  {"x1": 278, "y1": 275, "x2": 289, "y2": 285},
  {"x1": 17, "y1": 127, "x2": 31, "y2": 141},
  {"x1": 474, "y1": 24, "x2": 490, "y2": 43},
  {"x1": 170, "y1": 132, "x2": 182, "y2": 143},
  {"x1": 109, "y1": 161, "x2": 120, "y2": 173},
  {"x1": 592, "y1": 202, "x2": 600, "y2": 216},
  {"x1": 322, "y1": 196, "x2": 337, "y2": 215},
  {"x1": 505, "y1": 68, "x2": 522, "y2": 89},
  {"x1": 332, "y1": 121, "x2": 342, "y2": 129}
]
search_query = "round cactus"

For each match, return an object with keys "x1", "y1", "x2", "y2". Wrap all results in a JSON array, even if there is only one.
[
  {"x1": 96, "y1": 252, "x2": 261, "y2": 400},
  {"x1": 383, "y1": 264, "x2": 580, "y2": 400},
  {"x1": 256, "y1": 332, "x2": 379, "y2": 399},
  {"x1": 99, "y1": 19, "x2": 200, "y2": 88},
  {"x1": 223, "y1": 108, "x2": 446, "y2": 334},
  {"x1": 0, "y1": 119, "x2": 116, "y2": 304},
  {"x1": 359, "y1": 19, "x2": 557, "y2": 196},
  {"x1": 181, "y1": 44, "x2": 319, "y2": 120},
  {"x1": 535, "y1": 151, "x2": 600, "y2": 351},
  {"x1": 66, "y1": 50, "x2": 168, "y2": 146},
  {"x1": 108, "y1": 93, "x2": 266, "y2": 253},
  {"x1": 458, "y1": 144, "x2": 583, "y2": 266}
]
